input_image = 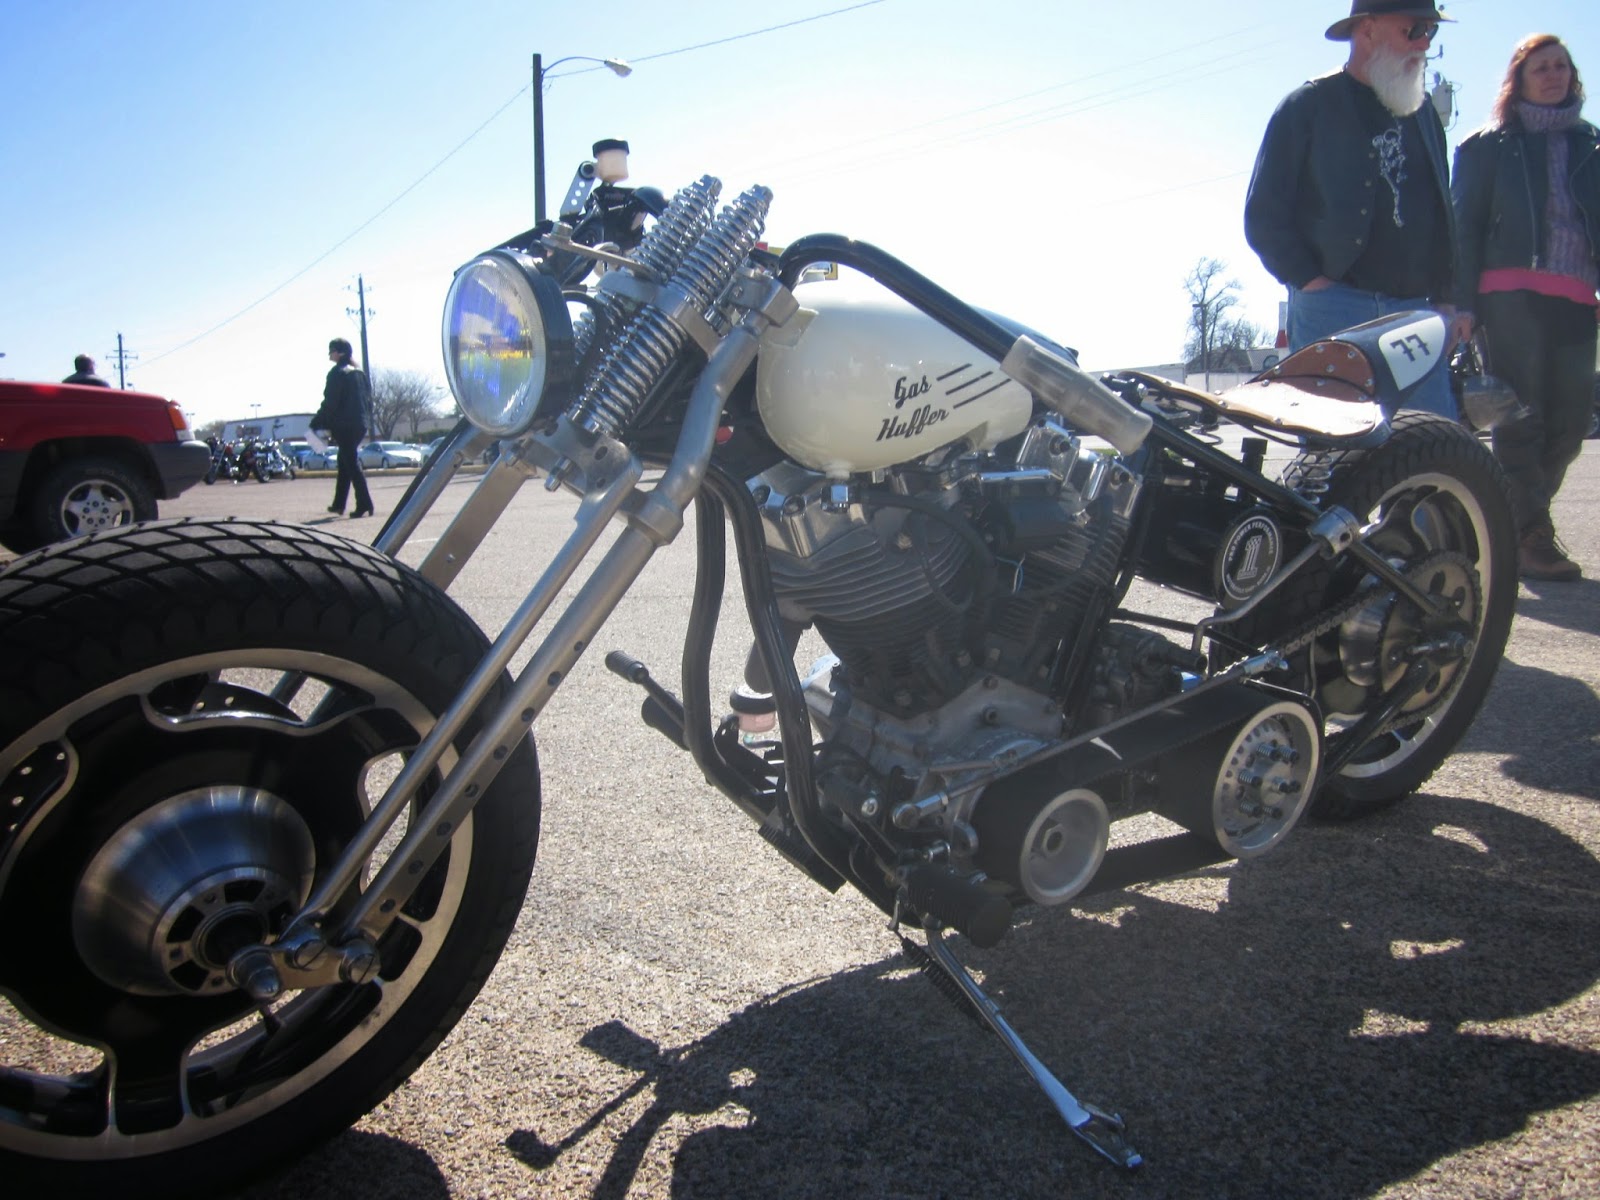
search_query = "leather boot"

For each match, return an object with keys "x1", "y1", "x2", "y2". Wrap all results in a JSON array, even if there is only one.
[{"x1": 1518, "y1": 522, "x2": 1582, "y2": 581}]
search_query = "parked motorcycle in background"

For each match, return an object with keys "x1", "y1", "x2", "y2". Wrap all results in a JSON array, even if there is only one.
[
  {"x1": 257, "y1": 438, "x2": 297, "y2": 481},
  {"x1": 0, "y1": 155, "x2": 1517, "y2": 1194}
]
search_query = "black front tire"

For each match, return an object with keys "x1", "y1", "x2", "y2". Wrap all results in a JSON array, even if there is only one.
[
  {"x1": 0, "y1": 519, "x2": 541, "y2": 1197},
  {"x1": 30, "y1": 455, "x2": 157, "y2": 544},
  {"x1": 1227, "y1": 413, "x2": 1516, "y2": 818}
]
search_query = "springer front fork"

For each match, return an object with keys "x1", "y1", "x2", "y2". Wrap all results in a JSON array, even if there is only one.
[{"x1": 225, "y1": 315, "x2": 769, "y2": 999}]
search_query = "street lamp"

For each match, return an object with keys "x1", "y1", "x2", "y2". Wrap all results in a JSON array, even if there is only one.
[{"x1": 532, "y1": 53, "x2": 632, "y2": 226}]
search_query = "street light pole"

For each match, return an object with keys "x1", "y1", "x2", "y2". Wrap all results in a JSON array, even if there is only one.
[
  {"x1": 533, "y1": 52, "x2": 546, "y2": 226},
  {"x1": 532, "y1": 52, "x2": 632, "y2": 226}
]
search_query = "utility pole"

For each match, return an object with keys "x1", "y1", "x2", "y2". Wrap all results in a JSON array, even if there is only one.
[
  {"x1": 106, "y1": 333, "x2": 139, "y2": 389},
  {"x1": 346, "y1": 276, "x2": 374, "y2": 376}
]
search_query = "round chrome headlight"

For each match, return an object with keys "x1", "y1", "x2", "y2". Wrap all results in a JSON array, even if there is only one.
[{"x1": 442, "y1": 251, "x2": 574, "y2": 437}]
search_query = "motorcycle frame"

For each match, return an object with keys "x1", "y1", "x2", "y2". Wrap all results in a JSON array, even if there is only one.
[{"x1": 260, "y1": 240, "x2": 1456, "y2": 987}]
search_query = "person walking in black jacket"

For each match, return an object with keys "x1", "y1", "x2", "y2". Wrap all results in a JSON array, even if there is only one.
[
  {"x1": 311, "y1": 338, "x2": 375, "y2": 518},
  {"x1": 1453, "y1": 33, "x2": 1599, "y2": 581}
]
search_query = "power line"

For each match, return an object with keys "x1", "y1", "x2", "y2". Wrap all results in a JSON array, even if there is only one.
[
  {"x1": 736, "y1": 22, "x2": 1276, "y2": 179},
  {"x1": 760, "y1": 34, "x2": 1287, "y2": 187},
  {"x1": 146, "y1": 1, "x2": 888, "y2": 366},
  {"x1": 143, "y1": 89, "x2": 527, "y2": 367},
  {"x1": 609, "y1": 1, "x2": 887, "y2": 68}
]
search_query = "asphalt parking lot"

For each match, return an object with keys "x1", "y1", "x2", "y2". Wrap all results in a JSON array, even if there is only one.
[{"x1": 14, "y1": 442, "x2": 1600, "y2": 1199}]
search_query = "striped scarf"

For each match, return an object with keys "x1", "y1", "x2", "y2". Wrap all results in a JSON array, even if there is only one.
[{"x1": 1516, "y1": 98, "x2": 1597, "y2": 288}]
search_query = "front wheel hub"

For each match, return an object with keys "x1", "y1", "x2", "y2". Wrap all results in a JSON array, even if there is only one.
[{"x1": 71, "y1": 787, "x2": 315, "y2": 997}]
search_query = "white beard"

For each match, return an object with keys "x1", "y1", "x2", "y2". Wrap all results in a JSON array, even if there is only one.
[{"x1": 1368, "y1": 43, "x2": 1428, "y2": 116}]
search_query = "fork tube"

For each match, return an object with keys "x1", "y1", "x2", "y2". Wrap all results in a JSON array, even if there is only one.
[
  {"x1": 329, "y1": 324, "x2": 761, "y2": 943},
  {"x1": 341, "y1": 517, "x2": 666, "y2": 939},
  {"x1": 373, "y1": 422, "x2": 494, "y2": 559},
  {"x1": 290, "y1": 458, "x2": 643, "y2": 935}
]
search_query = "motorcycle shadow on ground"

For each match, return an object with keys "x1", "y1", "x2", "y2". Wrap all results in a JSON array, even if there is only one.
[
  {"x1": 1512, "y1": 575, "x2": 1600, "y2": 639},
  {"x1": 497, "y1": 795, "x2": 1600, "y2": 1200},
  {"x1": 1461, "y1": 657, "x2": 1600, "y2": 800}
]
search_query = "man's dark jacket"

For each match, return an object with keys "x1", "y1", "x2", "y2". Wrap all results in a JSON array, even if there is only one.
[
  {"x1": 1451, "y1": 118, "x2": 1600, "y2": 310},
  {"x1": 314, "y1": 362, "x2": 370, "y2": 444},
  {"x1": 1245, "y1": 71, "x2": 1456, "y2": 301}
]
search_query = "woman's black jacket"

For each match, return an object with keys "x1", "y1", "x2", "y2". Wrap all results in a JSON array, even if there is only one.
[{"x1": 1451, "y1": 117, "x2": 1600, "y2": 311}]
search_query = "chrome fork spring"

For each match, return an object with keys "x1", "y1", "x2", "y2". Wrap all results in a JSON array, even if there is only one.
[
  {"x1": 570, "y1": 184, "x2": 773, "y2": 439},
  {"x1": 573, "y1": 176, "x2": 721, "y2": 360},
  {"x1": 674, "y1": 185, "x2": 773, "y2": 309}
]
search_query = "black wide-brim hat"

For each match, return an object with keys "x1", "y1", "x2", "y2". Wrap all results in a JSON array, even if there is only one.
[{"x1": 1326, "y1": 0, "x2": 1454, "y2": 41}]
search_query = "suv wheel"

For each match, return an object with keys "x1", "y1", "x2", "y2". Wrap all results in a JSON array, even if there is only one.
[{"x1": 32, "y1": 456, "x2": 157, "y2": 544}]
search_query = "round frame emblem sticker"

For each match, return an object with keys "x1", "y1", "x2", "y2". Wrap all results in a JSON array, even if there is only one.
[{"x1": 1215, "y1": 511, "x2": 1283, "y2": 609}]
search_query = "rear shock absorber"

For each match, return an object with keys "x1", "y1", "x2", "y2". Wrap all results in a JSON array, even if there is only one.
[{"x1": 569, "y1": 184, "x2": 773, "y2": 439}]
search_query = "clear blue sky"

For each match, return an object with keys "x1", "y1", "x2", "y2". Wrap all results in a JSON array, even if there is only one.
[{"x1": 2, "y1": 0, "x2": 1595, "y2": 428}]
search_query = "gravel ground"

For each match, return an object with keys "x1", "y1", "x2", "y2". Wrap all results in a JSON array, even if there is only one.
[{"x1": 14, "y1": 439, "x2": 1600, "y2": 1199}]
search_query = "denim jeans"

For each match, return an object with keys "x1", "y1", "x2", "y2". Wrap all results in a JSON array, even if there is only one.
[{"x1": 1287, "y1": 282, "x2": 1458, "y2": 419}]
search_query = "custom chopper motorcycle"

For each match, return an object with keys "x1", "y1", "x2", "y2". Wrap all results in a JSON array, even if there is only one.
[{"x1": 0, "y1": 172, "x2": 1515, "y2": 1191}]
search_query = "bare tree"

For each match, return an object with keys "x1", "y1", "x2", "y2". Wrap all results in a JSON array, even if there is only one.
[
  {"x1": 369, "y1": 369, "x2": 449, "y2": 441},
  {"x1": 1182, "y1": 258, "x2": 1263, "y2": 387}
]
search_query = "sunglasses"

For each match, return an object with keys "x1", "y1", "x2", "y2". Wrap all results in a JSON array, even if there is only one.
[{"x1": 1404, "y1": 20, "x2": 1440, "y2": 43}]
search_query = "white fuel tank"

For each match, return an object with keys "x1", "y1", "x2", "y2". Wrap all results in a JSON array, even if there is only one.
[{"x1": 756, "y1": 278, "x2": 1034, "y2": 476}]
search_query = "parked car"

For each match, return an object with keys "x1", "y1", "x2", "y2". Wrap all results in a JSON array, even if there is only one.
[
  {"x1": 303, "y1": 448, "x2": 341, "y2": 470},
  {"x1": 0, "y1": 380, "x2": 210, "y2": 552},
  {"x1": 358, "y1": 440, "x2": 424, "y2": 470},
  {"x1": 281, "y1": 438, "x2": 318, "y2": 468}
]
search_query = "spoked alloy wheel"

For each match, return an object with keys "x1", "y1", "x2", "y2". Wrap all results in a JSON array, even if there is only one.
[
  {"x1": 0, "y1": 520, "x2": 540, "y2": 1196},
  {"x1": 1242, "y1": 413, "x2": 1516, "y2": 818}
]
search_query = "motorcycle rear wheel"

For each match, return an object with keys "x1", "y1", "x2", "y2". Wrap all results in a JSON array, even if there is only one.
[
  {"x1": 1230, "y1": 412, "x2": 1515, "y2": 819},
  {"x1": 0, "y1": 519, "x2": 541, "y2": 1197}
]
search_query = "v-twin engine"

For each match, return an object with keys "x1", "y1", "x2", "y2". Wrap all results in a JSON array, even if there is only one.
[
  {"x1": 747, "y1": 418, "x2": 1319, "y2": 912},
  {"x1": 751, "y1": 418, "x2": 1140, "y2": 717}
]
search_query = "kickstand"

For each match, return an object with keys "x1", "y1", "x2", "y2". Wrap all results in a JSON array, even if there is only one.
[{"x1": 920, "y1": 921, "x2": 1143, "y2": 1170}]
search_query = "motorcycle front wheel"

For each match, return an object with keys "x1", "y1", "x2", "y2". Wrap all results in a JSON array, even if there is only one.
[
  {"x1": 1231, "y1": 412, "x2": 1516, "y2": 818},
  {"x1": 0, "y1": 519, "x2": 541, "y2": 1197}
]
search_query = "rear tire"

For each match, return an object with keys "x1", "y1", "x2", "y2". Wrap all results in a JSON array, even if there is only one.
[
  {"x1": 1224, "y1": 413, "x2": 1516, "y2": 818},
  {"x1": 0, "y1": 519, "x2": 541, "y2": 1197}
]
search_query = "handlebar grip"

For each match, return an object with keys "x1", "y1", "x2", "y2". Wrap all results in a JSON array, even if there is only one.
[
  {"x1": 1001, "y1": 335, "x2": 1153, "y2": 456},
  {"x1": 902, "y1": 864, "x2": 1012, "y2": 949}
]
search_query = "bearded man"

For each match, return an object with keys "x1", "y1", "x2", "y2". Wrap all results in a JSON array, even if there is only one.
[{"x1": 1244, "y1": 0, "x2": 1465, "y2": 416}]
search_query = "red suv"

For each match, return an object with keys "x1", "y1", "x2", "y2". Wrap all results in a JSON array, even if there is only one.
[{"x1": 0, "y1": 380, "x2": 211, "y2": 552}]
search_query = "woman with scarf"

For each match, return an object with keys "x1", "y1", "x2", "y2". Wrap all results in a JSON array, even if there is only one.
[{"x1": 1454, "y1": 34, "x2": 1600, "y2": 581}]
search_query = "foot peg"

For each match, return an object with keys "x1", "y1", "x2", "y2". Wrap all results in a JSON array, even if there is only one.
[{"x1": 919, "y1": 923, "x2": 1142, "y2": 1170}]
